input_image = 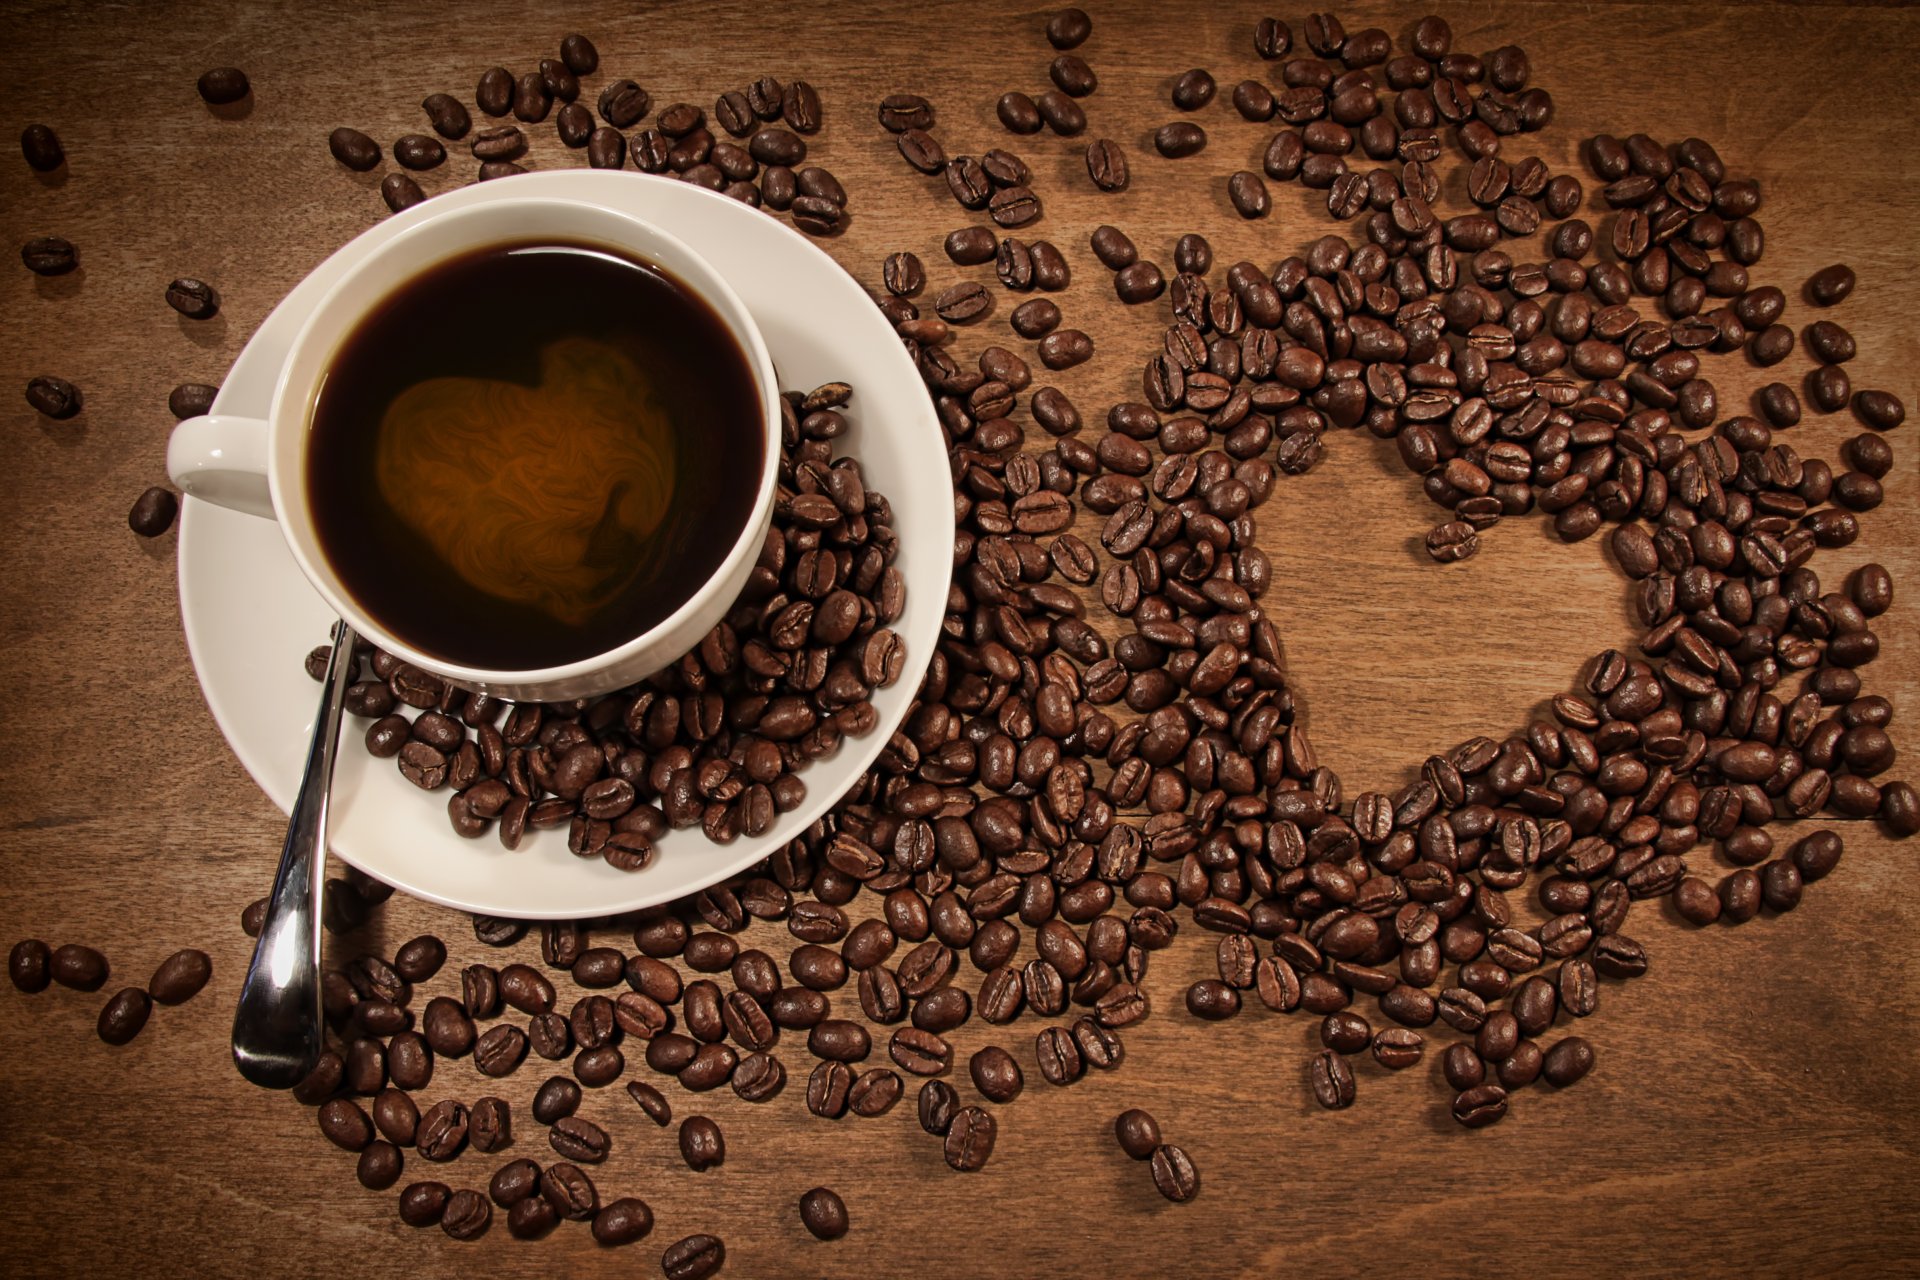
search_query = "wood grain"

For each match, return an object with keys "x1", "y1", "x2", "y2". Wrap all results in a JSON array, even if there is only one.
[{"x1": 2, "y1": 2, "x2": 1916, "y2": 1276}]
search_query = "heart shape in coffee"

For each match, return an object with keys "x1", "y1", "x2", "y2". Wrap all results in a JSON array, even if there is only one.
[{"x1": 375, "y1": 335, "x2": 676, "y2": 628}]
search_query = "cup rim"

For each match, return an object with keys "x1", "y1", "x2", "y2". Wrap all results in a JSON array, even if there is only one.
[{"x1": 264, "y1": 195, "x2": 783, "y2": 687}]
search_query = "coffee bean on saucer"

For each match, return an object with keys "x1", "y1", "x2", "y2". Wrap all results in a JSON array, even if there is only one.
[
  {"x1": 393, "y1": 134, "x2": 446, "y2": 171},
  {"x1": 328, "y1": 127, "x2": 381, "y2": 171},
  {"x1": 48, "y1": 940, "x2": 106, "y2": 990},
  {"x1": 381, "y1": 173, "x2": 425, "y2": 214},
  {"x1": 147, "y1": 948, "x2": 212, "y2": 1004},
  {"x1": 10, "y1": 940, "x2": 51, "y2": 993},
  {"x1": 197, "y1": 67, "x2": 250, "y2": 105},
  {"x1": 21, "y1": 123, "x2": 63, "y2": 172},
  {"x1": 26, "y1": 375, "x2": 82, "y2": 419},
  {"x1": 22, "y1": 236, "x2": 76, "y2": 276}
]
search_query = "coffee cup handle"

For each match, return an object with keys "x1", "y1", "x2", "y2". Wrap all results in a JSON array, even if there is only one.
[{"x1": 168, "y1": 414, "x2": 276, "y2": 521}]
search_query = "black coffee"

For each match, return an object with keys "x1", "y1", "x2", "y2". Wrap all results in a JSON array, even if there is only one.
[{"x1": 308, "y1": 240, "x2": 764, "y2": 670}]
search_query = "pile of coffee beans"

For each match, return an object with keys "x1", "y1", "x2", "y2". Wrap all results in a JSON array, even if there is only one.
[
  {"x1": 328, "y1": 34, "x2": 850, "y2": 237},
  {"x1": 8, "y1": 941, "x2": 211, "y2": 1044},
  {"x1": 311, "y1": 379, "x2": 905, "y2": 865},
  {"x1": 12, "y1": 8, "x2": 1914, "y2": 1270}
]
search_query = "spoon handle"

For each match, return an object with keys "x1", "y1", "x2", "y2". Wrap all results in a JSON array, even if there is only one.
[{"x1": 230, "y1": 622, "x2": 358, "y2": 1088}]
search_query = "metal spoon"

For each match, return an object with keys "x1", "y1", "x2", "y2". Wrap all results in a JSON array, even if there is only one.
[{"x1": 230, "y1": 621, "x2": 358, "y2": 1088}]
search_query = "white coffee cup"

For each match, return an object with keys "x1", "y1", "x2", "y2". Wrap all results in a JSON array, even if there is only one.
[{"x1": 168, "y1": 195, "x2": 782, "y2": 702}]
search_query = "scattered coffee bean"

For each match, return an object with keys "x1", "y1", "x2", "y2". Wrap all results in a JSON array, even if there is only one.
[
  {"x1": 21, "y1": 123, "x2": 63, "y2": 171},
  {"x1": 1806, "y1": 264, "x2": 1855, "y2": 307},
  {"x1": 96, "y1": 987, "x2": 151, "y2": 1044},
  {"x1": 1113, "y1": 1107, "x2": 1160, "y2": 1159},
  {"x1": 165, "y1": 277, "x2": 220, "y2": 319},
  {"x1": 197, "y1": 67, "x2": 250, "y2": 105},
  {"x1": 1149, "y1": 1143, "x2": 1199, "y2": 1203},
  {"x1": 328, "y1": 127, "x2": 381, "y2": 171},
  {"x1": 662, "y1": 1234, "x2": 726, "y2": 1280},
  {"x1": 679, "y1": 1115, "x2": 724, "y2": 1171},
  {"x1": 21, "y1": 236, "x2": 76, "y2": 276},
  {"x1": 147, "y1": 949, "x2": 211, "y2": 1004},
  {"x1": 26, "y1": 375, "x2": 82, "y2": 420}
]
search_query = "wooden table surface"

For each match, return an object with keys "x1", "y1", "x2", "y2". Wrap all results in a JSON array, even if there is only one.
[{"x1": 3, "y1": 1, "x2": 1916, "y2": 1275}]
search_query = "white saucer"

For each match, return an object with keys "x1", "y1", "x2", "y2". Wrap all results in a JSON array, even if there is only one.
[{"x1": 178, "y1": 171, "x2": 949, "y2": 920}]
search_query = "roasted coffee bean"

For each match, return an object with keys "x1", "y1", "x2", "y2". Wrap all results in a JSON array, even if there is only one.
[
  {"x1": 474, "y1": 1024, "x2": 528, "y2": 1076},
  {"x1": 27, "y1": 375, "x2": 82, "y2": 420},
  {"x1": 1048, "y1": 7, "x2": 1092, "y2": 48},
  {"x1": 1853, "y1": 390, "x2": 1905, "y2": 431},
  {"x1": 129, "y1": 485, "x2": 180, "y2": 537},
  {"x1": 381, "y1": 173, "x2": 426, "y2": 213},
  {"x1": 663, "y1": 1234, "x2": 726, "y2": 1280},
  {"x1": 1308, "y1": 1049, "x2": 1355, "y2": 1109},
  {"x1": 1228, "y1": 171, "x2": 1270, "y2": 219},
  {"x1": 197, "y1": 67, "x2": 250, "y2": 104},
  {"x1": 943, "y1": 1106, "x2": 997, "y2": 1172},
  {"x1": 420, "y1": 93, "x2": 471, "y2": 140},
  {"x1": 969, "y1": 1045, "x2": 1023, "y2": 1103},
  {"x1": 799, "y1": 1186, "x2": 848, "y2": 1240},
  {"x1": 1542, "y1": 1036, "x2": 1596, "y2": 1087},
  {"x1": 679, "y1": 1115, "x2": 724, "y2": 1171},
  {"x1": 1155, "y1": 122, "x2": 1207, "y2": 158},
  {"x1": 21, "y1": 236, "x2": 76, "y2": 276},
  {"x1": 50, "y1": 943, "x2": 107, "y2": 991},
  {"x1": 9, "y1": 940, "x2": 50, "y2": 993},
  {"x1": 393, "y1": 134, "x2": 445, "y2": 170},
  {"x1": 1113, "y1": 1107, "x2": 1160, "y2": 1158},
  {"x1": 1806, "y1": 320, "x2": 1856, "y2": 364},
  {"x1": 96, "y1": 987, "x2": 151, "y2": 1045},
  {"x1": 533, "y1": 1076, "x2": 582, "y2": 1125},
  {"x1": 318, "y1": 1097, "x2": 375, "y2": 1151},
  {"x1": 441, "y1": 1189, "x2": 491, "y2": 1240},
  {"x1": 1806, "y1": 264, "x2": 1855, "y2": 307},
  {"x1": 540, "y1": 1162, "x2": 599, "y2": 1220},
  {"x1": 21, "y1": 123, "x2": 63, "y2": 171},
  {"x1": 475, "y1": 68, "x2": 513, "y2": 117},
  {"x1": 549, "y1": 1116, "x2": 610, "y2": 1163},
  {"x1": 627, "y1": 1079, "x2": 673, "y2": 1125},
  {"x1": 328, "y1": 127, "x2": 381, "y2": 171},
  {"x1": 470, "y1": 1096, "x2": 509, "y2": 1151},
  {"x1": 514, "y1": 72, "x2": 552, "y2": 123},
  {"x1": 1085, "y1": 139, "x2": 1129, "y2": 192},
  {"x1": 592, "y1": 1197, "x2": 655, "y2": 1247},
  {"x1": 398, "y1": 1181, "x2": 451, "y2": 1227},
  {"x1": 1452, "y1": 1083, "x2": 1508, "y2": 1128},
  {"x1": 1038, "y1": 90, "x2": 1087, "y2": 135},
  {"x1": 1150, "y1": 1144, "x2": 1200, "y2": 1203},
  {"x1": 165, "y1": 277, "x2": 220, "y2": 319}
]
